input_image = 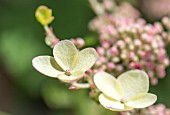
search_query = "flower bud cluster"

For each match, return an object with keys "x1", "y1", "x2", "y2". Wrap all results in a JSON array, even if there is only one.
[
  {"x1": 121, "y1": 104, "x2": 170, "y2": 115},
  {"x1": 89, "y1": 2, "x2": 170, "y2": 85}
]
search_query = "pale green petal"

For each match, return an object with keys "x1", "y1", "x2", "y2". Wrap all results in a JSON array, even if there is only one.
[
  {"x1": 73, "y1": 48, "x2": 98, "y2": 72},
  {"x1": 126, "y1": 93, "x2": 157, "y2": 108},
  {"x1": 53, "y1": 40, "x2": 78, "y2": 71},
  {"x1": 117, "y1": 70, "x2": 149, "y2": 99},
  {"x1": 57, "y1": 71, "x2": 84, "y2": 83},
  {"x1": 32, "y1": 56, "x2": 64, "y2": 77},
  {"x1": 99, "y1": 94, "x2": 133, "y2": 111},
  {"x1": 94, "y1": 72, "x2": 123, "y2": 100}
]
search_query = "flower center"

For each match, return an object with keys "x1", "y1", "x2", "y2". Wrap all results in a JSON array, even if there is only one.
[
  {"x1": 65, "y1": 70, "x2": 71, "y2": 76},
  {"x1": 120, "y1": 97, "x2": 127, "y2": 104}
]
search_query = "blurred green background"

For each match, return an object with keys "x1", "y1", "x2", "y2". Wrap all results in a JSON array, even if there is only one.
[{"x1": 0, "y1": 0, "x2": 170, "y2": 115}]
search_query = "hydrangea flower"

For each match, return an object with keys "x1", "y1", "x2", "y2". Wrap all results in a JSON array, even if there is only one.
[
  {"x1": 32, "y1": 40, "x2": 98, "y2": 83},
  {"x1": 94, "y1": 70, "x2": 157, "y2": 111}
]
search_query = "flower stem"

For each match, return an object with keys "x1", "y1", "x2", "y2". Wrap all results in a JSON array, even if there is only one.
[
  {"x1": 72, "y1": 82, "x2": 90, "y2": 89},
  {"x1": 44, "y1": 25, "x2": 57, "y2": 40}
]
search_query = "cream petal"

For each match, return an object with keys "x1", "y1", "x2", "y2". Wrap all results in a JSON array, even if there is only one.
[
  {"x1": 117, "y1": 70, "x2": 149, "y2": 99},
  {"x1": 94, "y1": 72, "x2": 123, "y2": 100},
  {"x1": 32, "y1": 56, "x2": 64, "y2": 77},
  {"x1": 126, "y1": 93, "x2": 157, "y2": 108},
  {"x1": 99, "y1": 94, "x2": 133, "y2": 111},
  {"x1": 53, "y1": 40, "x2": 78, "y2": 71},
  {"x1": 73, "y1": 48, "x2": 98, "y2": 72},
  {"x1": 57, "y1": 71, "x2": 84, "y2": 83}
]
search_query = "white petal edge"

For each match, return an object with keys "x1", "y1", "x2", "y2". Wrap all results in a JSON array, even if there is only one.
[
  {"x1": 117, "y1": 70, "x2": 149, "y2": 99},
  {"x1": 57, "y1": 71, "x2": 84, "y2": 83},
  {"x1": 32, "y1": 56, "x2": 64, "y2": 78},
  {"x1": 99, "y1": 94, "x2": 133, "y2": 111},
  {"x1": 94, "y1": 72, "x2": 123, "y2": 100},
  {"x1": 126, "y1": 93, "x2": 157, "y2": 108},
  {"x1": 73, "y1": 48, "x2": 98, "y2": 72},
  {"x1": 53, "y1": 40, "x2": 78, "y2": 71}
]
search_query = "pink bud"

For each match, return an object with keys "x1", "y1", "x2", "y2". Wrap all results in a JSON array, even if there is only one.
[
  {"x1": 152, "y1": 41, "x2": 158, "y2": 48},
  {"x1": 103, "y1": 0, "x2": 113, "y2": 10},
  {"x1": 76, "y1": 38, "x2": 85, "y2": 46},
  {"x1": 147, "y1": 63, "x2": 155, "y2": 69},
  {"x1": 53, "y1": 38, "x2": 60, "y2": 46},
  {"x1": 129, "y1": 62, "x2": 135, "y2": 68},
  {"x1": 107, "y1": 62, "x2": 115, "y2": 69},
  {"x1": 106, "y1": 25, "x2": 115, "y2": 35},
  {"x1": 117, "y1": 40, "x2": 125, "y2": 49},
  {"x1": 116, "y1": 65, "x2": 123, "y2": 71},
  {"x1": 159, "y1": 70, "x2": 166, "y2": 78},
  {"x1": 128, "y1": 52, "x2": 135, "y2": 58},
  {"x1": 110, "y1": 47, "x2": 118, "y2": 55},
  {"x1": 135, "y1": 63, "x2": 141, "y2": 69},
  {"x1": 148, "y1": 71, "x2": 154, "y2": 78},
  {"x1": 124, "y1": 37, "x2": 132, "y2": 44},
  {"x1": 142, "y1": 52, "x2": 150, "y2": 59},
  {"x1": 151, "y1": 78, "x2": 158, "y2": 85},
  {"x1": 134, "y1": 39, "x2": 142, "y2": 46},
  {"x1": 97, "y1": 47, "x2": 105, "y2": 55},
  {"x1": 102, "y1": 41, "x2": 110, "y2": 48},
  {"x1": 99, "y1": 57, "x2": 107, "y2": 63},
  {"x1": 157, "y1": 104, "x2": 165, "y2": 112},
  {"x1": 163, "y1": 58, "x2": 169, "y2": 66}
]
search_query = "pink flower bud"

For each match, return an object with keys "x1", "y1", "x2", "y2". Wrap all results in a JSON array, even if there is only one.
[
  {"x1": 97, "y1": 47, "x2": 105, "y2": 55},
  {"x1": 135, "y1": 63, "x2": 141, "y2": 69},
  {"x1": 147, "y1": 63, "x2": 155, "y2": 69},
  {"x1": 107, "y1": 62, "x2": 115, "y2": 69},
  {"x1": 159, "y1": 70, "x2": 166, "y2": 78},
  {"x1": 103, "y1": 0, "x2": 113, "y2": 10},
  {"x1": 117, "y1": 40, "x2": 125, "y2": 49},
  {"x1": 151, "y1": 78, "x2": 158, "y2": 85},
  {"x1": 148, "y1": 71, "x2": 154, "y2": 78},
  {"x1": 129, "y1": 62, "x2": 135, "y2": 68},
  {"x1": 116, "y1": 64, "x2": 123, "y2": 71},
  {"x1": 134, "y1": 39, "x2": 142, "y2": 46},
  {"x1": 110, "y1": 47, "x2": 118, "y2": 55},
  {"x1": 102, "y1": 41, "x2": 110, "y2": 48},
  {"x1": 157, "y1": 104, "x2": 165, "y2": 112},
  {"x1": 124, "y1": 37, "x2": 132, "y2": 44},
  {"x1": 76, "y1": 38, "x2": 85, "y2": 46},
  {"x1": 163, "y1": 58, "x2": 169, "y2": 66},
  {"x1": 106, "y1": 25, "x2": 115, "y2": 35},
  {"x1": 53, "y1": 38, "x2": 60, "y2": 45}
]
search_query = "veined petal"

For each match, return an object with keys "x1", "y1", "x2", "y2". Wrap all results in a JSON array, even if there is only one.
[
  {"x1": 94, "y1": 72, "x2": 123, "y2": 100},
  {"x1": 126, "y1": 93, "x2": 157, "y2": 108},
  {"x1": 53, "y1": 40, "x2": 78, "y2": 71},
  {"x1": 32, "y1": 56, "x2": 64, "y2": 77},
  {"x1": 99, "y1": 94, "x2": 133, "y2": 111},
  {"x1": 73, "y1": 48, "x2": 98, "y2": 72},
  {"x1": 57, "y1": 71, "x2": 84, "y2": 83},
  {"x1": 117, "y1": 70, "x2": 149, "y2": 99}
]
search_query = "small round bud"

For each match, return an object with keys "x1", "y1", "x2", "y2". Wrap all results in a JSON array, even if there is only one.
[{"x1": 35, "y1": 5, "x2": 54, "y2": 25}]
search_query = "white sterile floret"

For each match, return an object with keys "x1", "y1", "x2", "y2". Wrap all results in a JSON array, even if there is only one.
[
  {"x1": 32, "y1": 40, "x2": 98, "y2": 83},
  {"x1": 93, "y1": 70, "x2": 157, "y2": 111}
]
